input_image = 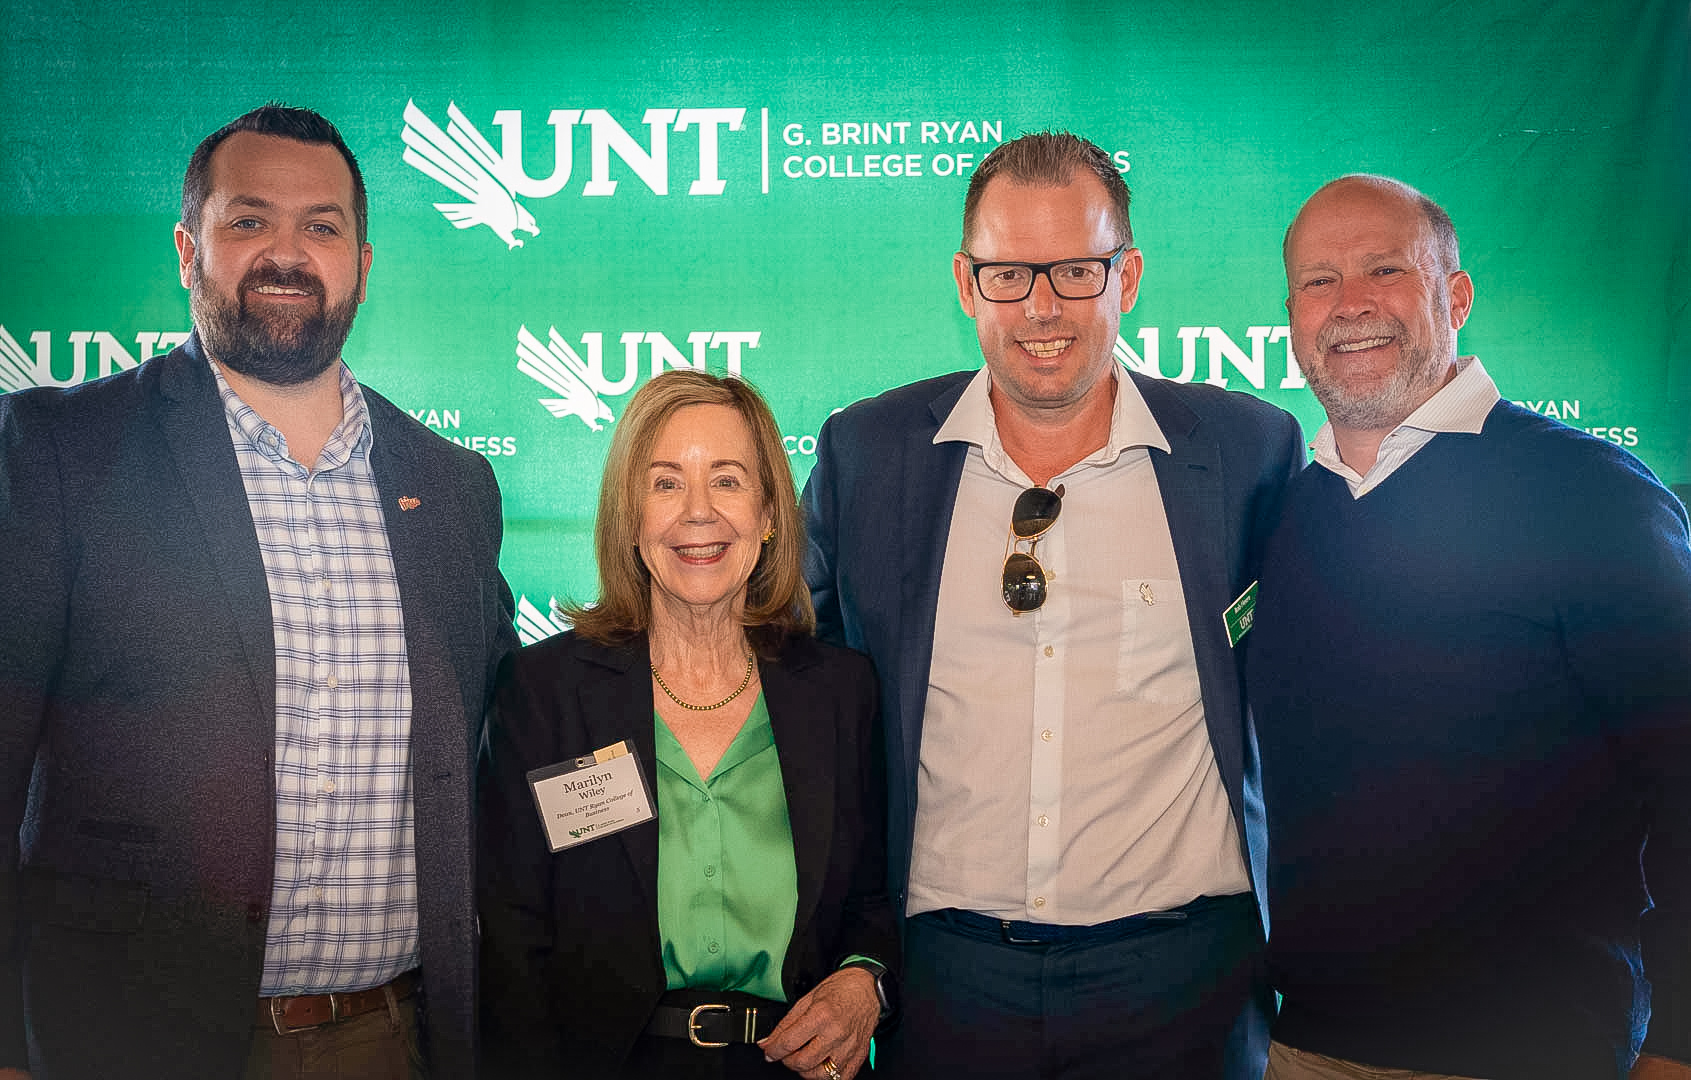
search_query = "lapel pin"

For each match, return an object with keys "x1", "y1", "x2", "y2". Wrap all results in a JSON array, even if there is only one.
[
  {"x1": 398, "y1": 496, "x2": 421, "y2": 511},
  {"x1": 1139, "y1": 582, "x2": 1156, "y2": 606}
]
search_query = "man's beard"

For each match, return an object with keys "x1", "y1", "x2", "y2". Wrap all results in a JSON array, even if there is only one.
[
  {"x1": 1301, "y1": 311, "x2": 1450, "y2": 432},
  {"x1": 191, "y1": 257, "x2": 360, "y2": 386}
]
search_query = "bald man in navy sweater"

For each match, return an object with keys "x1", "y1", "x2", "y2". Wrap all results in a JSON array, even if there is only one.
[{"x1": 1249, "y1": 175, "x2": 1691, "y2": 1080}]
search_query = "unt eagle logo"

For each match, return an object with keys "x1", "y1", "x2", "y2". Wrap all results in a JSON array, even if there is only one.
[
  {"x1": 0, "y1": 327, "x2": 42, "y2": 393},
  {"x1": 516, "y1": 595, "x2": 569, "y2": 646},
  {"x1": 401, "y1": 100, "x2": 539, "y2": 250},
  {"x1": 515, "y1": 325, "x2": 617, "y2": 432},
  {"x1": 1113, "y1": 334, "x2": 1160, "y2": 378}
]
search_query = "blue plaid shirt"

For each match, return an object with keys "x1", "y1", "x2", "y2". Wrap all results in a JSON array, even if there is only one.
[{"x1": 213, "y1": 361, "x2": 419, "y2": 995}]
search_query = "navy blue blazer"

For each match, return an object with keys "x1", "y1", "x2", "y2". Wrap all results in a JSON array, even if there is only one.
[
  {"x1": 800, "y1": 369, "x2": 1304, "y2": 918},
  {"x1": 0, "y1": 335, "x2": 517, "y2": 1078}
]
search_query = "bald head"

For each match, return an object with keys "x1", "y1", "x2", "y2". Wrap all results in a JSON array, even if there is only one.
[{"x1": 1285, "y1": 174, "x2": 1460, "y2": 280}]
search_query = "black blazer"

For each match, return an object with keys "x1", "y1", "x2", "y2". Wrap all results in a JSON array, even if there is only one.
[
  {"x1": 0, "y1": 335, "x2": 517, "y2": 1078},
  {"x1": 478, "y1": 630, "x2": 897, "y2": 1078}
]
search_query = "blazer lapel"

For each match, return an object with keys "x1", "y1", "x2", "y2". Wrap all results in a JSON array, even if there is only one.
[
  {"x1": 156, "y1": 338, "x2": 276, "y2": 723},
  {"x1": 893, "y1": 383, "x2": 969, "y2": 800},
  {"x1": 369, "y1": 419, "x2": 463, "y2": 781},
  {"x1": 761, "y1": 641, "x2": 832, "y2": 951},
  {"x1": 1137, "y1": 376, "x2": 1248, "y2": 826},
  {"x1": 572, "y1": 637, "x2": 662, "y2": 908},
  {"x1": 369, "y1": 408, "x2": 484, "y2": 727}
]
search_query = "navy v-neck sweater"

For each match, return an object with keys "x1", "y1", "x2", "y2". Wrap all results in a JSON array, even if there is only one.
[{"x1": 1250, "y1": 401, "x2": 1691, "y2": 1078}]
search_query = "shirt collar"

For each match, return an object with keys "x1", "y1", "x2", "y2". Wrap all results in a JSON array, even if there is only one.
[
  {"x1": 210, "y1": 358, "x2": 373, "y2": 468},
  {"x1": 935, "y1": 364, "x2": 1172, "y2": 483},
  {"x1": 1310, "y1": 354, "x2": 1499, "y2": 470}
]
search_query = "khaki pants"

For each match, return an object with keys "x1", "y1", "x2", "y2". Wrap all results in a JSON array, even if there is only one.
[{"x1": 1266, "y1": 1041, "x2": 1485, "y2": 1080}]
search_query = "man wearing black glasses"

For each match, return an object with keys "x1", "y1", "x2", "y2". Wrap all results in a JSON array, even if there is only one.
[{"x1": 802, "y1": 131, "x2": 1304, "y2": 1078}]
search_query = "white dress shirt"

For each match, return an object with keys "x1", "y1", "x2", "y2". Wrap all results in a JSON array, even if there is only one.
[{"x1": 906, "y1": 366, "x2": 1251, "y2": 924}]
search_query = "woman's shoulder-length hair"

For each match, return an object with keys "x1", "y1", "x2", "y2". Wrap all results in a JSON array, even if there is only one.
[{"x1": 560, "y1": 368, "x2": 814, "y2": 653}]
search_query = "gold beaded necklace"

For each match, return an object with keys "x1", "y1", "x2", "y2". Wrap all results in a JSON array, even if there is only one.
[{"x1": 651, "y1": 653, "x2": 755, "y2": 711}]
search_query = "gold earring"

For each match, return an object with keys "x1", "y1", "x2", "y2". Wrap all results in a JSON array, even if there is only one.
[{"x1": 761, "y1": 528, "x2": 775, "y2": 544}]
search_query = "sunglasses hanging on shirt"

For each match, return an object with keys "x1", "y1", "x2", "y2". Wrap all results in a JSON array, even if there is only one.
[{"x1": 1002, "y1": 484, "x2": 1064, "y2": 614}]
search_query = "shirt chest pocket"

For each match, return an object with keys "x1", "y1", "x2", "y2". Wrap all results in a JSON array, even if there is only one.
[{"x1": 1114, "y1": 578, "x2": 1203, "y2": 705}]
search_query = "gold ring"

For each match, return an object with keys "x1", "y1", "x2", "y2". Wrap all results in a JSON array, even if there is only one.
[{"x1": 822, "y1": 1056, "x2": 842, "y2": 1080}]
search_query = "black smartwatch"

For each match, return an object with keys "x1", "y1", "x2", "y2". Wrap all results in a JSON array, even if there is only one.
[{"x1": 839, "y1": 958, "x2": 898, "y2": 1023}]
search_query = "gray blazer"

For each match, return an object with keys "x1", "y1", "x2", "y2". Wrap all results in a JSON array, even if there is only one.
[{"x1": 0, "y1": 334, "x2": 517, "y2": 1078}]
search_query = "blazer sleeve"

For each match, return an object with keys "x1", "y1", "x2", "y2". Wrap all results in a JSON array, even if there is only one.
[
  {"x1": 828, "y1": 649, "x2": 900, "y2": 986},
  {"x1": 1240, "y1": 408, "x2": 1306, "y2": 685},
  {"x1": 0, "y1": 391, "x2": 67, "y2": 1069},
  {"x1": 801, "y1": 412, "x2": 849, "y2": 648},
  {"x1": 469, "y1": 450, "x2": 519, "y2": 704},
  {"x1": 477, "y1": 653, "x2": 569, "y2": 1079},
  {"x1": 1249, "y1": 406, "x2": 1307, "y2": 580}
]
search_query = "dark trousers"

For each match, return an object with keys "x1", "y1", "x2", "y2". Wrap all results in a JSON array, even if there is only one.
[
  {"x1": 620, "y1": 1035, "x2": 795, "y2": 1079},
  {"x1": 878, "y1": 893, "x2": 1270, "y2": 1080},
  {"x1": 244, "y1": 990, "x2": 425, "y2": 1080}
]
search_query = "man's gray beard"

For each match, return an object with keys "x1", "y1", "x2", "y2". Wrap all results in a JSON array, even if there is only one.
[
  {"x1": 191, "y1": 256, "x2": 360, "y2": 387},
  {"x1": 1304, "y1": 347, "x2": 1445, "y2": 431},
  {"x1": 1302, "y1": 312, "x2": 1452, "y2": 432}
]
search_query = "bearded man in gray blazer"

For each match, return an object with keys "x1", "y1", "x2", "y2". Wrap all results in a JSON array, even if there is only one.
[{"x1": 0, "y1": 104, "x2": 517, "y2": 1079}]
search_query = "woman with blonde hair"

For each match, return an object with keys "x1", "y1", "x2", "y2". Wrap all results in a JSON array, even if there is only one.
[{"x1": 479, "y1": 370, "x2": 896, "y2": 1079}]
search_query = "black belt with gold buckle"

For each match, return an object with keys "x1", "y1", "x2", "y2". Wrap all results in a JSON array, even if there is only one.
[{"x1": 643, "y1": 989, "x2": 789, "y2": 1048}]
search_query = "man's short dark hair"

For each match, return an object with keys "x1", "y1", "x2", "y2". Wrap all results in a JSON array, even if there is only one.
[
  {"x1": 181, "y1": 103, "x2": 368, "y2": 246},
  {"x1": 961, "y1": 131, "x2": 1132, "y2": 251}
]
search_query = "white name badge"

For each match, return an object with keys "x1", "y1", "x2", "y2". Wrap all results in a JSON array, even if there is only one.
[{"x1": 527, "y1": 740, "x2": 656, "y2": 852}]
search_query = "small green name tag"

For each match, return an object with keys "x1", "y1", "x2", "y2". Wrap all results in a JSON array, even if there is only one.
[{"x1": 1223, "y1": 581, "x2": 1258, "y2": 648}]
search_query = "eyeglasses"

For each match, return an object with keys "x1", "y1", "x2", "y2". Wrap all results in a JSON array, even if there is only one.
[
  {"x1": 1002, "y1": 484, "x2": 1064, "y2": 613},
  {"x1": 966, "y1": 245, "x2": 1128, "y2": 303}
]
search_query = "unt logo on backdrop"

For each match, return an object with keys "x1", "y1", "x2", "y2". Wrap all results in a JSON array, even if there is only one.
[
  {"x1": 514, "y1": 324, "x2": 761, "y2": 431},
  {"x1": 402, "y1": 101, "x2": 747, "y2": 249},
  {"x1": 2, "y1": 326, "x2": 190, "y2": 391}
]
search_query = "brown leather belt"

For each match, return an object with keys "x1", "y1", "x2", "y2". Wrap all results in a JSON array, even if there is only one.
[{"x1": 260, "y1": 970, "x2": 418, "y2": 1035}]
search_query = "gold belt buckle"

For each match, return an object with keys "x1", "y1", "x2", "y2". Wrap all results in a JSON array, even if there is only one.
[{"x1": 687, "y1": 1003, "x2": 731, "y2": 1048}]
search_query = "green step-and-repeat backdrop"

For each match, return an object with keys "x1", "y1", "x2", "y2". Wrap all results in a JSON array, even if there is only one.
[{"x1": 5, "y1": 0, "x2": 1688, "y2": 642}]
